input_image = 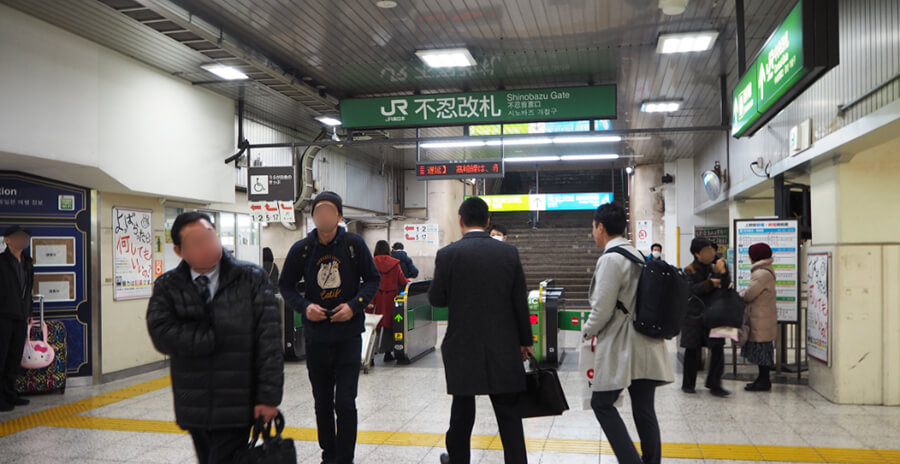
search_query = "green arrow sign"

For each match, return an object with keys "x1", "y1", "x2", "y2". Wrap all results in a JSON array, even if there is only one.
[{"x1": 394, "y1": 314, "x2": 403, "y2": 322}]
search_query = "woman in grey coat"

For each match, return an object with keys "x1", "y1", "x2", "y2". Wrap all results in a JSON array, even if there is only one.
[{"x1": 582, "y1": 204, "x2": 673, "y2": 464}]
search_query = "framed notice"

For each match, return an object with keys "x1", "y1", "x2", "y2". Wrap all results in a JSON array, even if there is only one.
[
  {"x1": 112, "y1": 207, "x2": 154, "y2": 300},
  {"x1": 734, "y1": 219, "x2": 800, "y2": 322},
  {"x1": 807, "y1": 252, "x2": 830, "y2": 363},
  {"x1": 31, "y1": 237, "x2": 76, "y2": 267},
  {"x1": 33, "y1": 272, "x2": 76, "y2": 302}
]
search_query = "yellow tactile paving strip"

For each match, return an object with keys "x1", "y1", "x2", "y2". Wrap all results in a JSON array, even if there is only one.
[{"x1": 2, "y1": 376, "x2": 899, "y2": 463}]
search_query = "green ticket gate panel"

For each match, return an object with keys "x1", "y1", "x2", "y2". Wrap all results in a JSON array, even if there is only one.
[
  {"x1": 529, "y1": 282, "x2": 565, "y2": 368},
  {"x1": 559, "y1": 310, "x2": 587, "y2": 331},
  {"x1": 392, "y1": 281, "x2": 438, "y2": 364}
]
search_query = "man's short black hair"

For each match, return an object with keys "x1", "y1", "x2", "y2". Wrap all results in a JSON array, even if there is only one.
[
  {"x1": 459, "y1": 197, "x2": 490, "y2": 228},
  {"x1": 392, "y1": 242, "x2": 404, "y2": 250},
  {"x1": 690, "y1": 237, "x2": 715, "y2": 255},
  {"x1": 651, "y1": 243, "x2": 662, "y2": 251},
  {"x1": 171, "y1": 211, "x2": 214, "y2": 247},
  {"x1": 489, "y1": 224, "x2": 508, "y2": 236},
  {"x1": 592, "y1": 203, "x2": 626, "y2": 236}
]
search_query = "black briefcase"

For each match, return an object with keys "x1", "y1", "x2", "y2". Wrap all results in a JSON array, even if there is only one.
[
  {"x1": 515, "y1": 355, "x2": 569, "y2": 418},
  {"x1": 234, "y1": 411, "x2": 297, "y2": 464}
]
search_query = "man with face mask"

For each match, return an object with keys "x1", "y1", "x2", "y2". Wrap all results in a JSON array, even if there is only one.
[
  {"x1": 147, "y1": 212, "x2": 283, "y2": 463},
  {"x1": 488, "y1": 224, "x2": 508, "y2": 242},
  {"x1": 647, "y1": 243, "x2": 663, "y2": 262}
]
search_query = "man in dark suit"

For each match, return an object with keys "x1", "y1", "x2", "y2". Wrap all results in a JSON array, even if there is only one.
[{"x1": 428, "y1": 197, "x2": 534, "y2": 464}]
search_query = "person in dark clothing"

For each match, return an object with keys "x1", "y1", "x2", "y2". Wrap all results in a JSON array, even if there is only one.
[
  {"x1": 279, "y1": 192, "x2": 380, "y2": 464},
  {"x1": 390, "y1": 242, "x2": 419, "y2": 279},
  {"x1": 647, "y1": 243, "x2": 663, "y2": 262},
  {"x1": 262, "y1": 247, "x2": 280, "y2": 293},
  {"x1": 681, "y1": 237, "x2": 731, "y2": 397},
  {"x1": 0, "y1": 225, "x2": 34, "y2": 412},
  {"x1": 428, "y1": 197, "x2": 533, "y2": 464},
  {"x1": 146, "y1": 212, "x2": 283, "y2": 463},
  {"x1": 370, "y1": 240, "x2": 408, "y2": 363}
]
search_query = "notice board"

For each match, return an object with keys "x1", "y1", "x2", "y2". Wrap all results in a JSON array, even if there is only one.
[
  {"x1": 734, "y1": 219, "x2": 800, "y2": 322},
  {"x1": 807, "y1": 252, "x2": 830, "y2": 363},
  {"x1": 113, "y1": 207, "x2": 153, "y2": 300}
]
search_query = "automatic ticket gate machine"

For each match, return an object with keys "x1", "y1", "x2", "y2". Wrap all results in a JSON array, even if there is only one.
[
  {"x1": 392, "y1": 280, "x2": 439, "y2": 364},
  {"x1": 529, "y1": 279, "x2": 566, "y2": 368}
]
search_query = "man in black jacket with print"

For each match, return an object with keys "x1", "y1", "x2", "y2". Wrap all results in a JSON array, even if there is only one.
[
  {"x1": 280, "y1": 191, "x2": 380, "y2": 464},
  {"x1": 147, "y1": 212, "x2": 283, "y2": 463}
]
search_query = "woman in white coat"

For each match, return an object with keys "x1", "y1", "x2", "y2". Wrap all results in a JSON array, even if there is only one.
[{"x1": 582, "y1": 204, "x2": 674, "y2": 464}]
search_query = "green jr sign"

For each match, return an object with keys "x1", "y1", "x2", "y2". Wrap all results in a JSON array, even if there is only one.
[
  {"x1": 339, "y1": 85, "x2": 616, "y2": 129},
  {"x1": 731, "y1": 0, "x2": 839, "y2": 138}
]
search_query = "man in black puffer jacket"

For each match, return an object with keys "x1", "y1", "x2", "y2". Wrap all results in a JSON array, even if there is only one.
[{"x1": 147, "y1": 212, "x2": 283, "y2": 464}]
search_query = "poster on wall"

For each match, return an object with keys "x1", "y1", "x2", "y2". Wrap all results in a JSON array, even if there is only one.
[
  {"x1": 31, "y1": 237, "x2": 76, "y2": 267},
  {"x1": 635, "y1": 220, "x2": 653, "y2": 252},
  {"x1": 404, "y1": 224, "x2": 439, "y2": 246},
  {"x1": 734, "y1": 219, "x2": 799, "y2": 322},
  {"x1": 807, "y1": 252, "x2": 830, "y2": 363},
  {"x1": 113, "y1": 207, "x2": 153, "y2": 300}
]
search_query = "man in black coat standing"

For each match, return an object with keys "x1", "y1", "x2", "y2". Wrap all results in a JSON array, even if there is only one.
[
  {"x1": 428, "y1": 197, "x2": 533, "y2": 464},
  {"x1": 0, "y1": 226, "x2": 35, "y2": 412},
  {"x1": 147, "y1": 212, "x2": 283, "y2": 463}
]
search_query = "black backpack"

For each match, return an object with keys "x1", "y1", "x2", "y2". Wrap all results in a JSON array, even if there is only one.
[{"x1": 605, "y1": 246, "x2": 690, "y2": 339}]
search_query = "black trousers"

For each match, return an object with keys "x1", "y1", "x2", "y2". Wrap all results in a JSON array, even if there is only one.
[
  {"x1": 307, "y1": 336, "x2": 362, "y2": 464},
  {"x1": 188, "y1": 426, "x2": 250, "y2": 464},
  {"x1": 590, "y1": 379, "x2": 661, "y2": 464},
  {"x1": 446, "y1": 393, "x2": 526, "y2": 464},
  {"x1": 377, "y1": 327, "x2": 394, "y2": 355},
  {"x1": 0, "y1": 317, "x2": 27, "y2": 405},
  {"x1": 682, "y1": 338, "x2": 725, "y2": 390}
]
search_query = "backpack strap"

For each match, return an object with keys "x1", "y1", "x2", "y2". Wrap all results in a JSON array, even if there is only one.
[{"x1": 603, "y1": 246, "x2": 645, "y2": 315}]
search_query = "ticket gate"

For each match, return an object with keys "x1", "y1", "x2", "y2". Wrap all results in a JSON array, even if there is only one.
[
  {"x1": 529, "y1": 280, "x2": 566, "y2": 368},
  {"x1": 392, "y1": 280, "x2": 439, "y2": 364}
]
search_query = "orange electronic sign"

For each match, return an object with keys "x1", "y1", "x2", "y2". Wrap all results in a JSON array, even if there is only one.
[{"x1": 416, "y1": 159, "x2": 504, "y2": 180}]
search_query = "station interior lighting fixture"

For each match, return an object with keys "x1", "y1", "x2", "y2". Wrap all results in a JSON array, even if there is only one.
[
  {"x1": 415, "y1": 48, "x2": 477, "y2": 68},
  {"x1": 657, "y1": 31, "x2": 718, "y2": 54},
  {"x1": 315, "y1": 115, "x2": 343, "y2": 126},
  {"x1": 641, "y1": 100, "x2": 682, "y2": 113},
  {"x1": 201, "y1": 63, "x2": 248, "y2": 80}
]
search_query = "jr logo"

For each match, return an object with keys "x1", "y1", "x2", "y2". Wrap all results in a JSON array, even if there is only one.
[{"x1": 380, "y1": 99, "x2": 408, "y2": 116}]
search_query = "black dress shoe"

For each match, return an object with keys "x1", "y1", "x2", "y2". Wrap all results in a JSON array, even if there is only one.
[
  {"x1": 11, "y1": 398, "x2": 29, "y2": 406},
  {"x1": 384, "y1": 352, "x2": 395, "y2": 362},
  {"x1": 440, "y1": 453, "x2": 450, "y2": 464},
  {"x1": 0, "y1": 403, "x2": 13, "y2": 412},
  {"x1": 710, "y1": 388, "x2": 732, "y2": 397},
  {"x1": 681, "y1": 386, "x2": 696, "y2": 394},
  {"x1": 745, "y1": 382, "x2": 771, "y2": 392}
]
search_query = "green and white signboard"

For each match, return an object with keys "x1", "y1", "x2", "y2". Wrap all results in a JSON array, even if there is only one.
[
  {"x1": 340, "y1": 85, "x2": 616, "y2": 129},
  {"x1": 731, "y1": 0, "x2": 838, "y2": 137}
]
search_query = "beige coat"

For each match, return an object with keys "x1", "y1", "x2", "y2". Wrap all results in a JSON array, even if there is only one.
[
  {"x1": 581, "y1": 238, "x2": 674, "y2": 392},
  {"x1": 742, "y1": 258, "x2": 778, "y2": 343}
]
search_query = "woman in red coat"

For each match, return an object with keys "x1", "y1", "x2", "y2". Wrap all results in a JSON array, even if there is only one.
[{"x1": 371, "y1": 240, "x2": 409, "y2": 363}]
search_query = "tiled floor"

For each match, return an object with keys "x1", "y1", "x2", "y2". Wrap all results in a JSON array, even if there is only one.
[{"x1": 2, "y1": 329, "x2": 899, "y2": 463}]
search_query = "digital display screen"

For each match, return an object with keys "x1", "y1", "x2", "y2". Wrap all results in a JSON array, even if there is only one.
[{"x1": 416, "y1": 159, "x2": 504, "y2": 180}]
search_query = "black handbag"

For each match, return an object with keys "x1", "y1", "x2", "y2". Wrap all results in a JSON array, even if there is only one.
[
  {"x1": 702, "y1": 288, "x2": 745, "y2": 329},
  {"x1": 234, "y1": 411, "x2": 297, "y2": 464},
  {"x1": 515, "y1": 355, "x2": 569, "y2": 418}
]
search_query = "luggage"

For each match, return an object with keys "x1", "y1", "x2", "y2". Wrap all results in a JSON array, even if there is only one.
[
  {"x1": 515, "y1": 354, "x2": 569, "y2": 418},
  {"x1": 16, "y1": 295, "x2": 67, "y2": 395},
  {"x1": 360, "y1": 312, "x2": 382, "y2": 374},
  {"x1": 605, "y1": 247, "x2": 690, "y2": 339},
  {"x1": 234, "y1": 411, "x2": 297, "y2": 464}
]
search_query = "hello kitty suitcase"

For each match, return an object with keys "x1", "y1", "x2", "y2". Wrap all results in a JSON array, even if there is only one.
[{"x1": 16, "y1": 295, "x2": 68, "y2": 395}]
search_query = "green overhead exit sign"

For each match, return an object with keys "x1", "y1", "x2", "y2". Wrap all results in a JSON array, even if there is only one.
[
  {"x1": 731, "y1": 0, "x2": 838, "y2": 138},
  {"x1": 339, "y1": 85, "x2": 616, "y2": 129}
]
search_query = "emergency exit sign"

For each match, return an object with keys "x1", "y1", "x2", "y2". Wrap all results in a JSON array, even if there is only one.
[{"x1": 731, "y1": 0, "x2": 838, "y2": 138}]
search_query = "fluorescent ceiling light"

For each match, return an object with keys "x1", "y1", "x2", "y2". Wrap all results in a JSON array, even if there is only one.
[
  {"x1": 641, "y1": 100, "x2": 682, "y2": 113},
  {"x1": 560, "y1": 154, "x2": 620, "y2": 161},
  {"x1": 504, "y1": 156, "x2": 561, "y2": 163},
  {"x1": 201, "y1": 63, "x2": 248, "y2": 80},
  {"x1": 415, "y1": 48, "x2": 476, "y2": 68},
  {"x1": 485, "y1": 137, "x2": 553, "y2": 146},
  {"x1": 552, "y1": 135, "x2": 622, "y2": 144},
  {"x1": 420, "y1": 140, "x2": 485, "y2": 149},
  {"x1": 315, "y1": 116, "x2": 342, "y2": 126},
  {"x1": 657, "y1": 31, "x2": 718, "y2": 54}
]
